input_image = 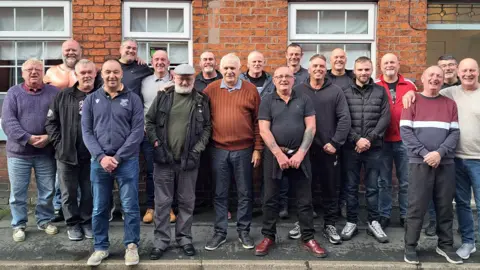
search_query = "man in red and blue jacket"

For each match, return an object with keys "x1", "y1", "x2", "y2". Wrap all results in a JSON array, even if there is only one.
[{"x1": 375, "y1": 53, "x2": 417, "y2": 229}]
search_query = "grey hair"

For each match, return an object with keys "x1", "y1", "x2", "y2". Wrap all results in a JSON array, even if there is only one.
[
  {"x1": 21, "y1": 58, "x2": 43, "y2": 71},
  {"x1": 121, "y1": 38, "x2": 138, "y2": 47},
  {"x1": 75, "y1": 59, "x2": 96, "y2": 72},
  {"x1": 220, "y1": 53, "x2": 241, "y2": 69}
]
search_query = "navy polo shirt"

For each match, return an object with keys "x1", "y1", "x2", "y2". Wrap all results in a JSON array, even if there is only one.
[{"x1": 258, "y1": 89, "x2": 315, "y2": 149}]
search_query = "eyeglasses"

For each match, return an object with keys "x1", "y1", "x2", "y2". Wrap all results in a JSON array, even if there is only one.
[
  {"x1": 23, "y1": 68, "x2": 42, "y2": 73},
  {"x1": 439, "y1": 63, "x2": 457, "y2": 68},
  {"x1": 274, "y1": 75, "x2": 294, "y2": 80}
]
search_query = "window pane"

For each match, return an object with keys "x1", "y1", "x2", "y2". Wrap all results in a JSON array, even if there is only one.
[
  {"x1": 296, "y1": 10, "x2": 317, "y2": 34},
  {"x1": 45, "y1": 41, "x2": 62, "y2": 60},
  {"x1": 345, "y1": 44, "x2": 371, "y2": 68},
  {"x1": 43, "y1": 7, "x2": 64, "y2": 31},
  {"x1": 299, "y1": 44, "x2": 317, "y2": 68},
  {"x1": 0, "y1": 41, "x2": 15, "y2": 60},
  {"x1": 17, "y1": 41, "x2": 43, "y2": 60},
  {"x1": 168, "y1": 9, "x2": 184, "y2": 33},
  {"x1": 169, "y1": 43, "x2": 188, "y2": 64},
  {"x1": 0, "y1": 8, "x2": 14, "y2": 31},
  {"x1": 147, "y1": 8, "x2": 167, "y2": 32},
  {"x1": 0, "y1": 68, "x2": 15, "y2": 92},
  {"x1": 16, "y1": 7, "x2": 41, "y2": 31},
  {"x1": 346, "y1": 11, "x2": 368, "y2": 34},
  {"x1": 131, "y1": 8, "x2": 146, "y2": 32},
  {"x1": 137, "y1": 42, "x2": 148, "y2": 62},
  {"x1": 319, "y1": 10, "x2": 345, "y2": 34}
]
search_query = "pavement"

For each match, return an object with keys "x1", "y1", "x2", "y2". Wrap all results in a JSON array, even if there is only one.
[{"x1": 0, "y1": 207, "x2": 479, "y2": 269}]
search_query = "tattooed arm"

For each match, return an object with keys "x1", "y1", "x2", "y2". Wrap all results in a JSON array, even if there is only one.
[{"x1": 289, "y1": 115, "x2": 316, "y2": 169}]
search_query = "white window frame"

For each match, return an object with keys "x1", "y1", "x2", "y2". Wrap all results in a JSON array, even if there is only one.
[
  {"x1": 289, "y1": 3, "x2": 376, "y2": 41},
  {"x1": 0, "y1": 1, "x2": 71, "y2": 39},
  {"x1": 123, "y1": 1, "x2": 191, "y2": 40},
  {"x1": 289, "y1": 3, "x2": 377, "y2": 75},
  {"x1": 123, "y1": 1, "x2": 193, "y2": 65}
]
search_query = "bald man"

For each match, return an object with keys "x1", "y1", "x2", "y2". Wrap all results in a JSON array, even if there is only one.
[
  {"x1": 326, "y1": 48, "x2": 355, "y2": 90},
  {"x1": 82, "y1": 60, "x2": 144, "y2": 266},
  {"x1": 239, "y1": 51, "x2": 275, "y2": 99},
  {"x1": 402, "y1": 58, "x2": 480, "y2": 260},
  {"x1": 375, "y1": 53, "x2": 417, "y2": 229},
  {"x1": 401, "y1": 66, "x2": 461, "y2": 265}
]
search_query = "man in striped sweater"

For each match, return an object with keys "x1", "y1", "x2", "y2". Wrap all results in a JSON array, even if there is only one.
[
  {"x1": 203, "y1": 53, "x2": 263, "y2": 251},
  {"x1": 400, "y1": 66, "x2": 461, "y2": 265}
]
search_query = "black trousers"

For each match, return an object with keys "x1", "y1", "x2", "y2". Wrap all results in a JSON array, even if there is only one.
[
  {"x1": 57, "y1": 160, "x2": 92, "y2": 227},
  {"x1": 404, "y1": 163, "x2": 455, "y2": 249},
  {"x1": 310, "y1": 144, "x2": 340, "y2": 226},
  {"x1": 261, "y1": 151, "x2": 314, "y2": 242}
]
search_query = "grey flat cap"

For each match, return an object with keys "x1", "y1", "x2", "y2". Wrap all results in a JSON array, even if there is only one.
[{"x1": 174, "y1": 64, "x2": 195, "y2": 75}]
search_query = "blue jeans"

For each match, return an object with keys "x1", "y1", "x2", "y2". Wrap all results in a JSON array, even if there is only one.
[
  {"x1": 8, "y1": 156, "x2": 56, "y2": 228},
  {"x1": 378, "y1": 141, "x2": 409, "y2": 218},
  {"x1": 344, "y1": 147, "x2": 382, "y2": 223},
  {"x1": 455, "y1": 158, "x2": 480, "y2": 245},
  {"x1": 91, "y1": 157, "x2": 140, "y2": 251},
  {"x1": 211, "y1": 146, "x2": 253, "y2": 236},
  {"x1": 141, "y1": 136, "x2": 155, "y2": 208}
]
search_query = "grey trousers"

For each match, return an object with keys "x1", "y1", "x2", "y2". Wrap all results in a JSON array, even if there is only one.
[
  {"x1": 404, "y1": 163, "x2": 455, "y2": 249},
  {"x1": 57, "y1": 160, "x2": 92, "y2": 227},
  {"x1": 153, "y1": 163, "x2": 198, "y2": 250}
]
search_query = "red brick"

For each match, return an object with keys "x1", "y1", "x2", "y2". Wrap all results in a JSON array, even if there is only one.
[
  {"x1": 73, "y1": 13, "x2": 93, "y2": 20},
  {"x1": 105, "y1": 42, "x2": 120, "y2": 49},
  {"x1": 94, "y1": 27, "x2": 105, "y2": 34},
  {"x1": 104, "y1": 27, "x2": 121, "y2": 34},
  {"x1": 94, "y1": 13, "x2": 104, "y2": 20},
  {"x1": 74, "y1": 0, "x2": 94, "y2": 5},
  {"x1": 87, "y1": 6, "x2": 109, "y2": 13},
  {"x1": 105, "y1": 13, "x2": 121, "y2": 20},
  {"x1": 88, "y1": 20, "x2": 110, "y2": 27}
]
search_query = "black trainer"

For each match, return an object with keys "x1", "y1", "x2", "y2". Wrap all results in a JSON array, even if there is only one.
[
  {"x1": 205, "y1": 233, "x2": 227, "y2": 251},
  {"x1": 379, "y1": 216, "x2": 390, "y2": 229},
  {"x1": 404, "y1": 246, "x2": 419, "y2": 265},
  {"x1": 238, "y1": 231, "x2": 254, "y2": 249}
]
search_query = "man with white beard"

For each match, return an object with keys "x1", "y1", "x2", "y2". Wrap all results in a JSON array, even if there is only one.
[{"x1": 145, "y1": 64, "x2": 212, "y2": 259}]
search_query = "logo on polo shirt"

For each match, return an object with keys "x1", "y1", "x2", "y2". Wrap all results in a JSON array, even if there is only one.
[
  {"x1": 95, "y1": 99, "x2": 100, "y2": 104},
  {"x1": 120, "y1": 99, "x2": 129, "y2": 107}
]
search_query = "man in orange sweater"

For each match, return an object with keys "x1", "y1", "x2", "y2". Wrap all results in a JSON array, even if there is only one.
[{"x1": 203, "y1": 53, "x2": 263, "y2": 251}]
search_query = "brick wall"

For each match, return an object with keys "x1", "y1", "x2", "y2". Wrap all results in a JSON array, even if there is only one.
[{"x1": 377, "y1": 0, "x2": 428, "y2": 84}]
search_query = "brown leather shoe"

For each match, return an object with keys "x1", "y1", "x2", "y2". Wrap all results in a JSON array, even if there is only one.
[
  {"x1": 143, "y1": 208, "x2": 154, "y2": 223},
  {"x1": 303, "y1": 239, "x2": 327, "y2": 258},
  {"x1": 255, "y1": 238, "x2": 274, "y2": 256}
]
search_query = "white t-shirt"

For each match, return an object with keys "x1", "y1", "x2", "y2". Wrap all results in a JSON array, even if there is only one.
[{"x1": 440, "y1": 85, "x2": 480, "y2": 159}]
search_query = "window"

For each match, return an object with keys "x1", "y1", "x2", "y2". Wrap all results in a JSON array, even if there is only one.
[
  {"x1": 428, "y1": 4, "x2": 480, "y2": 30},
  {"x1": 0, "y1": 1, "x2": 70, "y2": 92},
  {"x1": 289, "y1": 3, "x2": 376, "y2": 71},
  {"x1": 123, "y1": 1, "x2": 192, "y2": 67}
]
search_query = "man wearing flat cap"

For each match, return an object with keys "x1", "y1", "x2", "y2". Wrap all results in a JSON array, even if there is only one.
[{"x1": 145, "y1": 64, "x2": 212, "y2": 259}]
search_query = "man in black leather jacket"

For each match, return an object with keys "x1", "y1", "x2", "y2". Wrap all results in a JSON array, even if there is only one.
[{"x1": 145, "y1": 64, "x2": 211, "y2": 259}]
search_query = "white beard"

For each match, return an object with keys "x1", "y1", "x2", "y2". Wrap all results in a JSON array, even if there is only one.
[{"x1": 175, "y1": 85, "x2": 193, "y2": 94}]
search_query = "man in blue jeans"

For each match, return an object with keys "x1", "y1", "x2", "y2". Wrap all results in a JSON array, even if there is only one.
[
  {"x1": 82, "y1": 60, "x2": 144, "y2": 266},
  {"x1": 2, "y1": 58, "x2": 60, "y2": 242},
  {"x1": 402, "y1": 58, "x2": 480, "y2": 260}
]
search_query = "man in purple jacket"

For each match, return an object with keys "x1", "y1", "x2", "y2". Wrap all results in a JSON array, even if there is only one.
[{"x1": 1, "y1": 58, "x2": 60, "y2": 242}]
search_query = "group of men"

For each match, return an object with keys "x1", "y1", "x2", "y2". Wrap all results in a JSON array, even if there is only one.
[{"x1": 2, "y1": 37, "x2": 480, "y2": 266}]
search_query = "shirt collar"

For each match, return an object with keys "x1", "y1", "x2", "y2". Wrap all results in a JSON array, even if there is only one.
[
  {"x1": 273, "y1": 89, "x2": 297, "y2": 100},
  {"x1": 154, "y1": 73, "x2": 171, "y2": 82},
  {"x1": 220, "y1": 79, "x2": 242, "y2": 92},
  {"x1": 22, "y1": 83, "x2": 44, "y2": 93}
]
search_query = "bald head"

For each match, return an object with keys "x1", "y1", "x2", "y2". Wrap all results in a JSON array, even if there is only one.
[
  {"x1": 101, "y1": 60, "x2": 123, "y2": 90},
  {"x1": 151, "y1": 50, "x2": 170, "y2": 77},
  {"x1": 421, "y1": 65, "x2": 443, "y2": 94},
  {"x1": 247, "y1": 51, "x2": 265, "y2": 76},
  {"x1": 381, "y1": 53, "x2": 400, "y2": 79},
  {"x1": 458, "y1": 58, "x2": 479, "y2": 90},
  {"x1": 330, "y1": 48, "x2": 347, "y2": 74},
  {"x1": 62, "y1": 39, "x2": 82, "y2": 69}
]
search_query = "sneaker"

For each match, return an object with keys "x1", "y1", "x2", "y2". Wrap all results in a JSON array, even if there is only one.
[
  {"x1": 205, "y1": 233, "x2": 227, "y2": 251},
  {"x1": 340, "y1": 222, "x2": 358, "y2": 241},
  {"x1": 37, "y1": 222, "x2": 58, "y2": 235},
  {"x1": 238, "y1": 231, "x2": 255, "y2": 249},
  {"x1": 51, "y1": 209, "x2": 64, "y2": 223},
  {"x1": 125, "y1": 243, "x2": 139, "y2": 266},
  {"x1": 67, "y1": 225, "x2": 84, "y2": 241},
  {"x1": 109, "y1": 204, "x2": 116, "y2": 222},
  {"x1": 13, "y1": 228, "x2": 25, "y2": 242},
  {"x1": 456, "y1": 243, "x2": 476, "y2": 260},
  {"x1": 143, "y1": 208, "x2": 154, "y2": 224},
  {"x1": 81, "y1": 223, "x2": 93, "y2": 239},
  {"x1": 367, "y1": 221, "x2": 389, "y2": 243},
  {"x1": 87, "y1": 250, "x2": 109, "y2": 266},
  {"x1": 379, "y1": 216, "x2": 390, "y2": 229},
  {"x1": 288, "y1": 222, "x2": 301, "y2": 239},
  {"x1": 404, "y1": 246, "x2": 419, "y2": 264},
  {"x1": 170, "y1": 208, "x2": 176, "y2": 223},
  {"x1": 424, "y1": 221, "x2": 436, "y2": 236},
  {"x1": 436, "y1": 246, "x2": 463, "y2": 264},
  {"x1": 279, "y1": 207, "x2": 289, "y2": 219},
  {"x1": 323, "y1": 225, "x2": 342, "y2": 245}
]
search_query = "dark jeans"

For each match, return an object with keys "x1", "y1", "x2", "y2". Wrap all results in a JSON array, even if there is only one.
[
  {"x1": 91, "y1": 157, "x2": 140, "y2": 251},
  {"x1": 57, "y1": 160, "x2": 92, "y2": 227},
  {"x1": 405, "y1": 163, "x2": 455, "y2": 249},
  {"x1": 262, "y1": 151, "x2": 314, "y2": 242},
  {"x1": 455, "y1": 158, "x2": 480, "y2": 245},
  {"x1": 378, "y1": 141, "x2": 409, "y2": 218},
  {"x1": 427, "y1": 201, "x2": 436, "y2": 223},
  {"x1": 344, "y1": 147, "x2": 382, "y2": 223},
  {"x1": 141, "y1": 136, "x2": 155, "y2": 208},
  {"x1": 153, "y1": 163, "x2": 198, "y2": 250},
  {"x1": 311, "y1": 144, "x2": 339, "y2": 226},
  {"x1": 211, "y1": 146, "x2": 253, "y2": 236}
]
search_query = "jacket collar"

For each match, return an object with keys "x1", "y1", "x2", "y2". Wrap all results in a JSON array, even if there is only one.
[
  {"x1": 377, "y1": 74, "x2": 409, "y2": 85},
  {"x1": 195, "y1": 70, "x2": 223, "y2": 83}
]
